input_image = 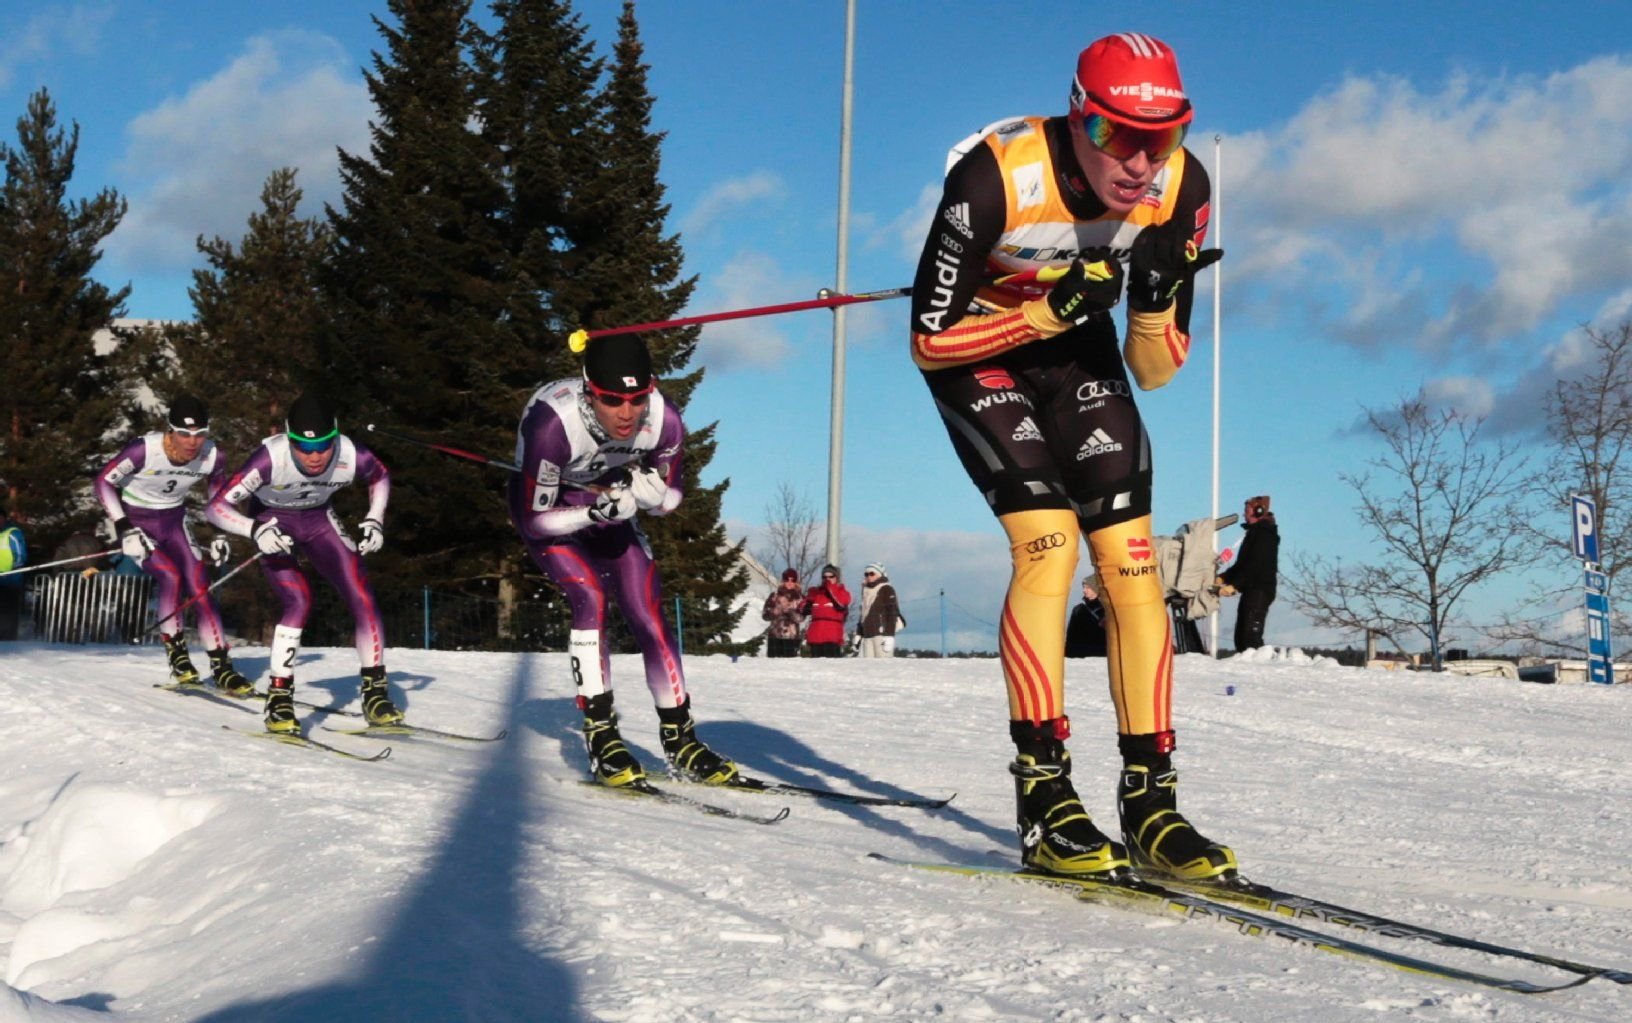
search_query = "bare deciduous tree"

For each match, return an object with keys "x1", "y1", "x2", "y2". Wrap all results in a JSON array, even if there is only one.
[
  {"x1": 1285, "y1": 399, "x2": 1531, "y2": 669},
  {"x1": 755, "y1": 482, "x2": 823, "y2": 584},
  {"x1": 1491, "y1": 319, "x2": 1632, "y2": 655}
]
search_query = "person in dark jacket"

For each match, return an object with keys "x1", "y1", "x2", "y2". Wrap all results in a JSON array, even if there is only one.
[
  {"x1": 762, "y1": 568, "x2": 807, "y2": 657},
  {"x1": 857, "y1": 562, "x2": 902, "y2": 657},
  {"x1": 1064, "y1": 577, "x2": 1106, "y2": 657},
  {"x1": 1218, "y1": 495, "x2": 1279, "y2": 651},
  {"x1": 800, "y1": 564, "x2": 851, "y2": 657}
]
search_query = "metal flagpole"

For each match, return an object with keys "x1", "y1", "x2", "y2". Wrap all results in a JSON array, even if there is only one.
[
  {"x1": 825, "y1": 0, "x2": 857, "y2": 568},
  {"x1": 1210, "y1": 134, "x2": 1224, "y2": 658}
]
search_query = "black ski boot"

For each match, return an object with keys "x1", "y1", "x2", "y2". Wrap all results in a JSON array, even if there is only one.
[
  {"x1": 208, "y1": 647, "x2": 256, "y2": 698},
  {"x1": 581, "y1": 693, "x2": 645, "y2": 788},
  {"x1": 360, "y1": 666, "x2": 404, "y2": 725},
  {"x1": 264, "y1": 676, "x2": 299, "y2": 734},
  {"x1": 657, "y1": 696, "x2": 739, "y2": 785},
  {"x1": 163, "y1": 633, "x2": 201, "y2": 686},
  {"x1": 1117, "y1": 732, "x2": 1238, "y2": 883},
  {"x1": 1010, "y1": 719, "x2": 1130, "y2": 878}
]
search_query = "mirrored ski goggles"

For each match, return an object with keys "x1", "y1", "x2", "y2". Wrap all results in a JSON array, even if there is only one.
[
  {"x1": 287, "y1": 428, "x2": 338, "y2": 454},
  {"x1": 585, "y1": 380, "x2": 653, "y2": 408},
  {"x1": 168, "y1": 424, "x2": 210, "y2": 437},
  {"x1": 1078, "y1": 111, "x2": 1188, "y2": 162}
]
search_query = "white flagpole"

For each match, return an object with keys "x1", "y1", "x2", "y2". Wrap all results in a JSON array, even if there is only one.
[
  {"x1": 825, "y1": 0, "x2": 856, "y2": 568},
  {"x1": 1210, "y1": 134, "x2": 1224, "y2": 658}
]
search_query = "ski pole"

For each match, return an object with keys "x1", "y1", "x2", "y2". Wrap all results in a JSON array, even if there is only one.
[
  {"x1": 564, "y1": 267, "x2": 1062, "y2": 352},
  {"x1": 566, "y1": 286, "x2": 914, "y2": 352},
  {"x1": 366, "y1": 423, "x2": 521, "y2": 472},
  {"x1": 0, "y1": 548, "x2": 121, "y2": 577},
  {"x1": 365, "y1": 424, "x2": 609, "y2": 492},
  {"x1": 145, "y1": 551, "x2": 265, "y2": 636}
]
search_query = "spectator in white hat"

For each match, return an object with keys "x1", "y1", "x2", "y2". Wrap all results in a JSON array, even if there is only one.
[{"x1": 858, "y1": 562, "x2": 903, "y2": 658}]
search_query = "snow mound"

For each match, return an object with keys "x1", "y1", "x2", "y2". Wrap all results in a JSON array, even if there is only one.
[
  {"x1": 1, "y1": 783, "x2": 218, "y2": 989},
  {"x1": 1231, "y1": 644, "x2": 1340, "y2": 667}
]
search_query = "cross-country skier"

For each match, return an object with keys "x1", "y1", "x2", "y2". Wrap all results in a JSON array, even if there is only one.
[
  {"x1": 94, "y1": 395, "x2": 252, "y2": 694},
  {"x1": 206, "y1": 392, "x2": 400, "y2": 733},
  {"x1": 508, "y1": 333, "x2": 738, "y2": 788},
  {"x1": 908, "y1": 32, "x2": 1234, "y2": 882}
]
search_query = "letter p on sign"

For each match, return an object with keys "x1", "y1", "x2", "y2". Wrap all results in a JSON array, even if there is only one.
[{"x1": 1572, "y1": 495, "x2": 1599, "y2": 564}]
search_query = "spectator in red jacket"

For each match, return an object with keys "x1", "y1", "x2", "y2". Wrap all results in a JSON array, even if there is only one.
[{"x1": 800, "y1": 564, "x2": 851, "y2": 657}]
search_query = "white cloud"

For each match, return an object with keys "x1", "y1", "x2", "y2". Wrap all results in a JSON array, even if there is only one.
[
  {"x1": 1420, "y1": 376, "x2": 1496, "y2": 419},
  {"x1": 689, "y1": 252, "x2": 818, "y2": 371},
  {"x1": 104, "y1": 30, "x2": 372, "y2": 270},
  {"x1": 1228, "y1": 57, "x2": 1632, "y2": 353},
  {"x1": 0, "y1": 3, "x2": 113, "y2": 88},
  {"x1": 678, "y1": 171, "x2": 784, "y2": 238},
  {"x1": 870, "y1": 182, "x2": 939, "y2": 263}
]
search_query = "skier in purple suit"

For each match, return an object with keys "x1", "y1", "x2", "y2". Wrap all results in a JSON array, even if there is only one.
[
  {"x1": 95, "y1": 395, "x2": 252, "y2": 694},
  {"x1": 207, "y1": 392, "x2": 400, "y2": 734},
  {"x1": 509, "y1": 333, "x2": 738, "y2": 788}
]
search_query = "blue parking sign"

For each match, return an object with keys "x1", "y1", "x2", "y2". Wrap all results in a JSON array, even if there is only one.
[{"x1": 1572, "y1": 495, "x2": 1599, "y2": 564}]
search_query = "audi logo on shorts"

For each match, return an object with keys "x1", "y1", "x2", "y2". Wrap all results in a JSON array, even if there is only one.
[
  {"x1": 1076, "y1": 380, "x2": 1130, "y2": 402},
  {"x1": 974, "y1": 367, "x2": 1015, "y2": 389},
  {"x1": 1025, "y1": 532, "x2": 1067, "y2": 554}
]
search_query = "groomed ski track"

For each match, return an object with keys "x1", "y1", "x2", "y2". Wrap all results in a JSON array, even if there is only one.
[{"x1": 1, "y1": 644, "x2": 1629, "y2": 1021}]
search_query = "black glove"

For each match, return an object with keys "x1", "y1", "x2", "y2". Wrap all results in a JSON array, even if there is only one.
[
  {"x1": 1127, "y1": 220, "x2": 1224, "y2": 313},
  {"x1": 1044, "y1": 249, "x2": 1124, "y2": 325},
  {"x1": 587, "y1": 488, "x2": 636, "y2": 524}
]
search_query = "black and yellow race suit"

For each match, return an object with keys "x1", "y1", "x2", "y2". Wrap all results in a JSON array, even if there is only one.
[{"x1": 909, "y1": 114, "x2": 1212, "y2": 742}]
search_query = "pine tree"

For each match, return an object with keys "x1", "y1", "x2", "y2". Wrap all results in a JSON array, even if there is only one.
[
  {"x1": 323, "y1": 0, "x2": 522, "y2": 596},
  {"x1": 474, "y1": 0, "x2": 599, "y2": 372},
  {"x1": 472, "y1": 0, "x2": 606, "y2": 639},
  {"x1": 574, "y1": 3, "x2": 748, "y2": 652},
  {"x1": 170, "y1": 167, "x2": 330, "y2": 456},
  {"x1": 0, "y1": 89, "x2": 132, "y2": 551}
]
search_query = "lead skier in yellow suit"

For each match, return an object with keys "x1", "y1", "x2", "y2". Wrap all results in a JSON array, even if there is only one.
[{"x1": 910, "y1": 32, "x2": 1235, "y2": 882}]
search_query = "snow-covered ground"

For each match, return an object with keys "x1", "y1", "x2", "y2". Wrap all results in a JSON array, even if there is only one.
[{"x1": 1, "y1": 642, "x2": 1629, "y2": 1022}]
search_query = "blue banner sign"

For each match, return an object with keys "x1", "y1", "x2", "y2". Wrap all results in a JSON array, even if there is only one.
[{"x1": 1584, "y1": 567, "x2": 1614, "y2": 685}]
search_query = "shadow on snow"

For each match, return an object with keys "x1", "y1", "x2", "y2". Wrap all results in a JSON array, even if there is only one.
[{"x1": 193, "y1": 657, "x2": 586, "y2": 1023}]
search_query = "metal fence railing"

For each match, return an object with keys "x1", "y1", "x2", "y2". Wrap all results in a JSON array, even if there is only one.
[
  {"x1": 29, "y1": 572, "x2": 155, "y2": 645},
  {"x1": 18, "y1": 570, "x2": 753, "y2": 656}
]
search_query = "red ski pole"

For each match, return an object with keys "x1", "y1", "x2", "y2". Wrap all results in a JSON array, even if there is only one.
[
  {"x1": 564, "y1": 267, "x2": 1059, "y2": 352},
  {"x1": 566, "y1": 285, "x2": 915, "y2": 352},
  {"x1": 145, "y1": 551, "x2": 265, "y2": 636},
  {"x1": 366, "y1": 423, "x2": 520, "y2": 473}
]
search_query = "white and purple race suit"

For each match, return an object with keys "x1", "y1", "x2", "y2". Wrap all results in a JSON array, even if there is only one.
[
  {"x1": 207, "y1": 434, "x2": 391, "y2": 672},
  {"x1": 95, "y1": 432, "x2": 227, "y2": 645},
  {"x1": 507, "y1": 378, "x2": 688, "y2": 708}
]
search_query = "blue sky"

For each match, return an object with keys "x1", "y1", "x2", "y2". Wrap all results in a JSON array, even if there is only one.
[{"x1": 6, "y1": 1, "x2": 1632, "y2": 652}]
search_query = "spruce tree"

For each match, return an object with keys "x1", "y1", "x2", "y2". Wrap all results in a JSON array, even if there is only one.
[
  {"x1": 573, "y1": 3, "x2": 748, "y2": 652},
  {"x1": 324, "y1": 0, "x2": 522, "y2": 597},
  {"x1": 0, "y1": 89, "x2": 131, "y2": 551},
  {"x1": 170, "y1": 167, "x2": 330, "y2": 455},
  {"x1": 474, "y1": 0, "x2": 599, "y2": 373}
]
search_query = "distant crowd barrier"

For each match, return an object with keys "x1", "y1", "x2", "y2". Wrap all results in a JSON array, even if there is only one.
[{"x1": 29, "y1": 572, "x2": 154, "y2": 645}]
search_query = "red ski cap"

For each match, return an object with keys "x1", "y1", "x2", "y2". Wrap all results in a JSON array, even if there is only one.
[{"x1": 1070, "y1": 32, "x2": 1193, "y2": 128}]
